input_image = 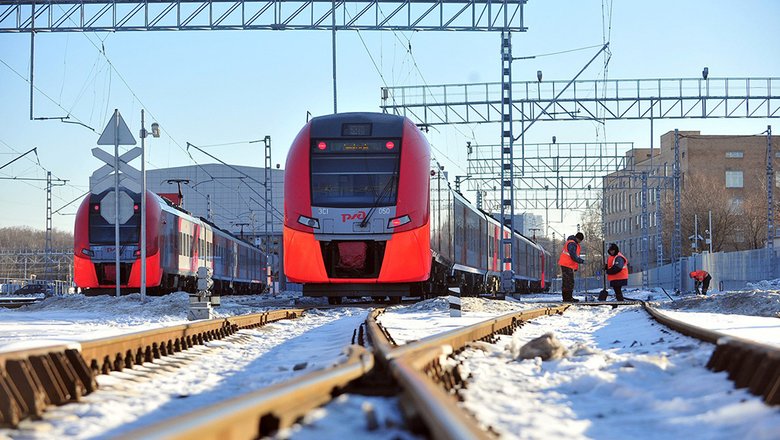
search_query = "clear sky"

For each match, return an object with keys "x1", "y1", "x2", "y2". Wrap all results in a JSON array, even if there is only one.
[{"x1": 1, "y1": 0, "x2": 778, "y2": 239}]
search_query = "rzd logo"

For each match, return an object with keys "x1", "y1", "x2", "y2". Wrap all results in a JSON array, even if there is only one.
[{"x1": 341, "y1": 211, "x2": 367, "y2": 222}]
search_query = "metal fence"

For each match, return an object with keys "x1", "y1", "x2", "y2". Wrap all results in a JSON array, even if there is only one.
[
  {"x1": 563, "y1": 247, "x2": 779, "y2": 294},
  {"x1": 0, "y1": 277, "x2": 75, "y2": 295}
]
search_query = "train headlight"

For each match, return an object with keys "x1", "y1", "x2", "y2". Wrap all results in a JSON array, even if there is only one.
[
  {"x1": 81, "y1": 248, "x2": 94, "y2": 257},
  {"x1": 388, "y1": 215, "x2": 411, "y2": 228},
  {"x1": 297, "y1": 215, "x2": 320, "y2": 229}
]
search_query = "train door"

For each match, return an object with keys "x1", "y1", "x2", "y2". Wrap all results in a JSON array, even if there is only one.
[{"x1": 429, "y1": 170, "x2": 440, "y2": 256}]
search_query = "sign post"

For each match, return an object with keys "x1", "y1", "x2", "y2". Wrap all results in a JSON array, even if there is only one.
[{"x1": 96, "y1": 110, "x2": 136, "y2": 297}]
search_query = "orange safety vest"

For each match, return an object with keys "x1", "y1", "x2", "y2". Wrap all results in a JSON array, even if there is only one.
[
  {"x1": 690, "y1": 270, "x2": 709, "y2": 281},
  {"x1": 606, "y1": 252, "x2": 629, "y2": 281},
  {"x1": 558, "y1": 239, "x2": 580, "y2": 270}
]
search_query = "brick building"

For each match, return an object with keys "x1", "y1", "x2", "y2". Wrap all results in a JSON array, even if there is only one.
[{"x1": 603, "y1": 130, "x2": 779, "y2": 271}]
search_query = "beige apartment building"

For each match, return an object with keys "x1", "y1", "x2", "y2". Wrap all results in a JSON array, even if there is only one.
[{"x1": 603, "y1": 130, "x2": 779, "y2": 271}]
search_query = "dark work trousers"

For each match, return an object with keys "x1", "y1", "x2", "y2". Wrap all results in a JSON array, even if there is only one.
[
  {"x1": 609, "y1": 279, "x2": 627, "y2": 301},
  {"x1": 561, "y1": 266, "x2": 575, "y2": 301},
  {"x1": 698, "y1": 275, "x2": 712, "y2": 295}
]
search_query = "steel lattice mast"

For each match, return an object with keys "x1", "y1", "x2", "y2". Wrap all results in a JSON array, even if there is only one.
[
  {"x1": 0, "y1": 0, "x2": 527, "y2": 32},
  {"x1": 381, "y1": 77, "x2": 780, "y2": 125}
]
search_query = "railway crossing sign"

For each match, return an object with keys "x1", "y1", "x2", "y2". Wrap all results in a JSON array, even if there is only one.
[
  {"x1": 94, "y1": 109, "x2": 138, "y2": 298},
  {"x1": 91, "y1": 111, "x2": 139, "y2": 195},
  {"x1": 90, "y1": 147, "x2": 142, "y2": 193}
]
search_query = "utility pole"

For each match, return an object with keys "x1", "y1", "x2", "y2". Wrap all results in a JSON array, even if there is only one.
[
  {"x1": 767, "y1": 125, "x2": 775, "y2": 278},
  {"x1": 139, "y1": 110, "x2": 160, "y2": 302},
  {"x1": 331, "y1": 0, "x2": 337, "y2": 113},
  {"x1": 655, "y1": 186, "x2": 664, "y2": 267},
  {"x1": 673, "y1": 129, "x2": 682, "y2": 293},
  {"x1": 44, "y1": 171, "x2": 66, "y2": 280},
  {"x1": 640, "y1": 171, "x2": 649, "y2": 289},
  {"x1": 263, "y1": 135, "x2": 274, "y2": 293},
  {"x1": 767, "y1": 125, "x2": 774, "y2": 251},
  {"x1": 1, "y1": 168, "x2": 67, "y2": 281}
]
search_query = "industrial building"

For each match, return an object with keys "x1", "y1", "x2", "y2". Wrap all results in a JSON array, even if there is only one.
[
  {"x1": 145, "y1": 164, "x2": 284, "y2": 243},
  {"x1": 603, "y1": 130, "x2": 779, "y2": 270}
]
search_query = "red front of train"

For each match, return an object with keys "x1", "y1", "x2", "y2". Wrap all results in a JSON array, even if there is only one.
[
  {"x1": 284, "y1": 113, "x2": 431, "y2": 297},
  {"x1": 73, "y1": 189, "x2": 163, "y2": 290}
]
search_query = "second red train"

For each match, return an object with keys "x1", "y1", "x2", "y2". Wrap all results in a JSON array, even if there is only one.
[{"x1": 283, "y1": 112, "x2": 547, "y2": 303}]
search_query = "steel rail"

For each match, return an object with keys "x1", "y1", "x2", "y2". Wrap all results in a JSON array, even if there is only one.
[
  {"x1": 111, "y1": 305, "x2": 569, "y2": 440},
  {"x1": 642, "y1": 302, "x2": 780, "y2": 405},
  {"x1": 114, "y1": 345, "x2": 374, "y2": 440},
  {"x1": 0, "y1": 308, "x2": 305, "y2": 427},
  {"x1": 366, "y1": 305, "x2": 570, "y2": 439}
]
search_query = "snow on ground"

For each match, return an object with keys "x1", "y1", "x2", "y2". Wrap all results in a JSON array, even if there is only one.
[
  {"x1": 453, "y1": 306, "x2": 780, "y2": 440},
  {"x1": 0, "y1": 291, "x2": 306, "y2": 353},
  {"x1": 277, "y1": 395, "x2": 420, "y2": 440},
  {"x1": 1, "y1": 281, "x2": 779, "y2": 439},
  {"x1": 378, "y1": 296, "x2": 539, "y2": 344},
  {"x1": 651, "y1": 287, "x2": 780, "y2": 347},
  {"x1": 663, "y1": 290, "x2": 780, "y2": 318},
  {"x1": 1, "y1": 305, "x2": 368, "y2": 439}
]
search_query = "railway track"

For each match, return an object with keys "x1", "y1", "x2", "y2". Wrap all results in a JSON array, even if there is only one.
[
  {"x1": 106, "y1": 304, "x2": 570, "y2": 439},
  {"x1": 0, "y1": 308, "x2": 304, "y2": 428},
  {"x1": 2, "y1": 299, "x2": 778, "y2": 438},
  {"x1": 643, "y1": 303, "x2": 780, "y2": 405}
]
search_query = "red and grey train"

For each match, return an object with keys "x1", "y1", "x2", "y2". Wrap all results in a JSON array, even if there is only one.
[
  {"x1": 74, "y1": 188, "x2": 265, "y2": 295},
  {"x1": 283, "y1": 112, "x2": 546, "y2": 303}
]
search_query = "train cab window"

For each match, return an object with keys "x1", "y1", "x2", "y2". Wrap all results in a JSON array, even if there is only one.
[
  {"x1": 311, "y1": 139, "x2": 401, "y2": 207},
  {"x1": 88, "y1": 194, "x2": 141, "y2": 245}
]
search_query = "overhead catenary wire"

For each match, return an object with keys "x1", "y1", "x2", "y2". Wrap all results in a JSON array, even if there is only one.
[
  {"x1": 3, "y1": 13, "x2": 282, "y2": 232},
  {"x1": 0, "y1": 58, "x2": 97, "y2": 133},
  {"x1": 342, "y1": 4, "x2": 477, "y2": 181},
  {"x1": 185, "y1": 142, "x2": 285, "y2": 223}
]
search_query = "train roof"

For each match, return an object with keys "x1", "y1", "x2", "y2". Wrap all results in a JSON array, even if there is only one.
[
  {"x1": 309, "y1": 112, "x2": 405, "y2": 139},
  {"x1": 149, "y1": 191, "x2": 261, "y2": 250}
]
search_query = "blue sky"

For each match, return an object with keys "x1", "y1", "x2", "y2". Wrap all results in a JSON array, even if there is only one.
[{"x1": 1, "y1": 0, "x2": 778, "y2": 237}]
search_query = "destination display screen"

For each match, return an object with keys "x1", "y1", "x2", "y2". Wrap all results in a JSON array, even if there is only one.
[
  {"x1": 311, "y1": 139, "x2": 401, "y2": 154},
  {"x1": 341, "y1": 123, "x2": 372, "y2": 137}
]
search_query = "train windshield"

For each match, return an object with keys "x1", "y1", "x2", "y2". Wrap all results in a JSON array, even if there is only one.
[
  {"x1": 88, "y1": 194, "x2": 141, "y2": 244},
  {"x1": 89, "y1": 220, "x2": 140, "y2": 245},
  {"x1": 310, "y1": 139, "x2": 401, "y2": 207}
]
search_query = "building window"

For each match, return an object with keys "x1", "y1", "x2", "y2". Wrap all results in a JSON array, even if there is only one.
[
  {"x1": 730, "y1": 197, "x2": 744, "y2": 214},
  {"x1": 726, "y1": 151, "x2": 744, "y2": 158},
  {"x1": 725, "y1": 171, "x2": 743, "y2": 188}
]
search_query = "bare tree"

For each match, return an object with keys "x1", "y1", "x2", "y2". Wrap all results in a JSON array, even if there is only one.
[
  {"x1": 732, "y1": 175, "x2": 780, "y2": 250},
  {"x1": 0, "y1": 227, "x2": 73, "y2": 251},
  {"x1": 661, "y1": 174, "x2": 745, "y2": 255},
  {"x1": 577, "y1": 202, "x2": 603, "y2": 277}
]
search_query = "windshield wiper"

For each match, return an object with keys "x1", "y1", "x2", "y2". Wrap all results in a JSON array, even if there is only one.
[{"x1": 360, "y1": 174, "x2": 397, "y2": 228}]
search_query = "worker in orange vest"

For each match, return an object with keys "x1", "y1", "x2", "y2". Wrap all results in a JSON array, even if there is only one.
[
  {"x1": 689, "y1": 270, "x2": 712, "y2": 295},
  {"x1": 558, "y1": 232, "x2": 585, "y2": 302},
  {"x1": 599, "y1": 243, "x2": 628, "y2": 301}
]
